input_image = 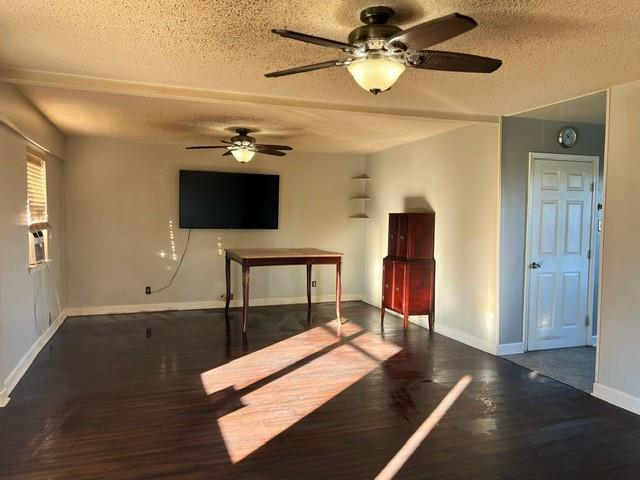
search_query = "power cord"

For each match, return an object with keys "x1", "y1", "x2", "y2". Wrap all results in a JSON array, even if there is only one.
[
  {"x1": 32, "y1": 260, "x2": 62, "y2": 335},
  {"x1": 149, "y1": 228, "x2": 192, "y2": 294},
  {"x1": 44, "y1": 259, "x2": 62, "y2": 320}
]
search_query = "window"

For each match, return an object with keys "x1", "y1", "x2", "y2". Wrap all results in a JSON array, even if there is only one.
[{"x1": 26, "y1": 150, "x2": 49, "y2": 265}]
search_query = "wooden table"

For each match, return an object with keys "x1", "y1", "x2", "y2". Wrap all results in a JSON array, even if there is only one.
[{"x1": 224, "y1": 248, "x2": 343, "y2": 333}]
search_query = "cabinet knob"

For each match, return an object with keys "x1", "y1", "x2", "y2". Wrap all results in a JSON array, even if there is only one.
[
  {"x1": 400, "y1": 235, "x2": 405, "y2": 240},
  {"x1": 395, "y1": 287, "x2": 400, "y2": 292},
  {"x1": 390, "y1": 234, "x2": 394, "y2": 239},
  {"x1": 385, "y1": 283, "x2": 389, "y2": 289}
]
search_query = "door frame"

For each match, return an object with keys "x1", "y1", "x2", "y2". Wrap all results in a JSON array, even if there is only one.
[{"x1": 522, "y1": 152, "x2": 600, "y2": 351}]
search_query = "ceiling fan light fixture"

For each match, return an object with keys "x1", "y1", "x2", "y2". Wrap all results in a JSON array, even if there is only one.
[
  {"x1": 347, "y1": 57, "x2": 405, "y2": 94},
  {"x1": 231, "y1": 147, "x2": 255, "y2": 163}
]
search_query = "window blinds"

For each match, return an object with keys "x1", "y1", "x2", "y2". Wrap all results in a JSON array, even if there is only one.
[{"x1": 26, "y1": 151, "x2": 48, "y2": 226}]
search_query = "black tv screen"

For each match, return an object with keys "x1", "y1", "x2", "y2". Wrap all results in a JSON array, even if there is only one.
[{"x1": 179, "y1": 170, "x2": 279, "y2": 229}]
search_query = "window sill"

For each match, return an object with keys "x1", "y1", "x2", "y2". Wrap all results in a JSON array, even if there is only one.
[{"x1": 28, "y1": 259, "x2": 52, "y2": 274}]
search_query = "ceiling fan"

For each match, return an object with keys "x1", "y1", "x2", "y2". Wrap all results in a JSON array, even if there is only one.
[
  {"x1": 265, "y1": 6, "x2": 502, "y2": 94},
  {"x1": 186, "y1": 128, "x2": 293, "y2": 163}
]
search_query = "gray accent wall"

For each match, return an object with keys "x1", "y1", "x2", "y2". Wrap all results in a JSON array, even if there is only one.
[{"x1": 499, "y1": 117, "x2": 605, "y2": 345}]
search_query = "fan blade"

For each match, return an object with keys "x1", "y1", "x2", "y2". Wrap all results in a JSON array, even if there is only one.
[
  {"x1": 271, "y1": 29, "x2": 355, "y2": 51},
  {"x1": 257, "y1": 148, "x2": 286, "y2": 157},
  {"x1": 255, "y1": 144, "x2": 293, "y2": 150},
  {"x1": 220, "y1": 140, "x2": 236, "y2": 145},
  {"x1": 265, "y1": 59, "x2": 344, "y2": 78},
  {"x1": 387, "y1": 13, "x2": 477, "y2": 50},
  {"x1": 186, "y1": 145, "x2": 229, "y2": 149},
  {"x1": 411, "y1": 50, "x2": 502, "y2": 73},
  {"x1": 222, "y1": 150, "x2": 233, "y2": 156}
]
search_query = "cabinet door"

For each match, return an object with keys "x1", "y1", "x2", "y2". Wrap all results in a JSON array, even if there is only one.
[
  {"x1": 392, "y1": 262, "x2": 405, "y2": 311},
  {"x1": 407, "y1": 214, "x2": 435, "y2": 260},
  {"x1": 388, "y1": 214, "x2": 399, "y2": 256},
  {"x1": 382, "y1": 259, "x2": 394, "y2": 308},
  {"x1": 407, "y1": 261, "x2": 434, "y2": 314},
  {"x1": 396, "y1": 214, "x2": 409, "y2": 258}
]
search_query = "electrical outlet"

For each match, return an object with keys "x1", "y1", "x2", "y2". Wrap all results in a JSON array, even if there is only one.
[
  {"x1": 312, "y1": 281, "x2": 317, "y2": 287},
  {"x1": 145, "y1": 286, "x2": 151, "y2": 295}
]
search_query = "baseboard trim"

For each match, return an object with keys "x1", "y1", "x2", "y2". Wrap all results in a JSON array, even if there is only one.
[
  {"x1": 434, "y1": 323, "x2": 497, "y2": 355},
  {"x1": 362, "y1": 297, "x2": 498, "y2": 354},
  {"x1": 496, "y1": 342, "x2": 525, "y2": 356},
  {"x1": 64, "y1": 294, "x2": 364, "y2": 318},
  {"x1": 1, "y1": 309, "x2": 68, "y2": 407},
  {"x1": 593, "y1": 383, "x2": 640, "y2": 416}
]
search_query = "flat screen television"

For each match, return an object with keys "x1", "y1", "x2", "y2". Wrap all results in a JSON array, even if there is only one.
[{"x1": 179, "y1": 170, "x2": 279, "y2": 229}]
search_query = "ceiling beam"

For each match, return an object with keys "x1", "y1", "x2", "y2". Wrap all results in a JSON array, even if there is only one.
[{"x1": 0, "y1": 67, "x2": 499, "y2": 126}]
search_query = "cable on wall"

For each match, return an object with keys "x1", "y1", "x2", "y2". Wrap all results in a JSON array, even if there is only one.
[
  {"x1": 44, "y1": 259, "x2": 62, "y2": 320},
  {"x1": 32, "y1": 260, "x2": 62, "y2": 335},
  {"x1": 149, "y1": 228, "x2": 193, "y2": 294},
  {"x1": 32, "y1": 272, "x2": 46, "y2": 334}
]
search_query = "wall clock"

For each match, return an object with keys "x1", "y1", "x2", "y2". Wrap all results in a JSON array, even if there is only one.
[{"x1": 558, "y1": 126, "x2": 578, "y2": 148}]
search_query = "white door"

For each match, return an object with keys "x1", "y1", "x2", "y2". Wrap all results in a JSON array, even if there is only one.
[{"x1": 526, "y1": 156, "x2": 595, "y2": 351}]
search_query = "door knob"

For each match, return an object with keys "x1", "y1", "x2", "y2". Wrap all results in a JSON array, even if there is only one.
[{"x1": 530, "y1": 262, "x2": 541, "y2": 269}]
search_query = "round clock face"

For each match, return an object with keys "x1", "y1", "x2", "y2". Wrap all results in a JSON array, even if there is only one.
[{"x1": 558, "y1": 127, "x2": 577, "y2": 148}]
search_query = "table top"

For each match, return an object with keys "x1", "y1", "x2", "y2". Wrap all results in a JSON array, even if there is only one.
[{"x1": 226, "y1": 248, "x2": 343, "y2": 260}]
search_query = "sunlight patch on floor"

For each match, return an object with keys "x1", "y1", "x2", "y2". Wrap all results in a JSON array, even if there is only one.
[{"x1": 201, "y1": 322, "x2": 402, "y2": 463}]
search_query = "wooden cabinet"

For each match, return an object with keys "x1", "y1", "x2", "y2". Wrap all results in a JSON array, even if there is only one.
[{"x1": 381, "y1": 213, "x2": 436, "y2": 331}]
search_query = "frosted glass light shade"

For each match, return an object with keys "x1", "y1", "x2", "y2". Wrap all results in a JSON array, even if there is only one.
[
  {"x1": 347, "y1": 57, "x2": 405, "y2": 94},
  {"x1": 231, "y1": 148, "x2": 255, "y2": 163}
]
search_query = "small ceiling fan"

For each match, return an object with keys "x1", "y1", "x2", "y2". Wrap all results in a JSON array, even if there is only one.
[
  {"x1": 265, "y1": 6, "x2": 502, "y2": 94},
  {"x1": 186, "y1": 128, "x2": 293, "y2": 163}
]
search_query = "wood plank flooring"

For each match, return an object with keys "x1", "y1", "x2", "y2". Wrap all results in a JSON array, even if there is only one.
[{"x1": 1, "y1": 301, "x2": 639, "y2": 479}]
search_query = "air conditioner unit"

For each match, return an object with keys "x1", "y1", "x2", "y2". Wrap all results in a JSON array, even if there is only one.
[{"x1": 32, "y1": 230, "x2": 45, "y2": 263}]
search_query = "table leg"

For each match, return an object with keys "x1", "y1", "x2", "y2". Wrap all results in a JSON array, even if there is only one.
[
  {"x1": 306, "y1": 264, "x2": 312, "y2": 323},
  {"x1": 242, "y1": 265, "x2": 250, "y2": 333},
  {"x1": 224, "y1": 255, "x2": 231, "y2": 317},
  {"x1": 336, "y1": 260, "x2": 342, "y2": 323}
]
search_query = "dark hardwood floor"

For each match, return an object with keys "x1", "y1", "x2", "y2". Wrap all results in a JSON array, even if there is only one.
[{"x1": 1, "y1": 301, "x2": 639, "y2": 479}]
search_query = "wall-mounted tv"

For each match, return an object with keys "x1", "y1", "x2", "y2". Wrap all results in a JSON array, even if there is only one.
[{"x1": 179, "y1": 170, "x2": 279, "y2": 229}]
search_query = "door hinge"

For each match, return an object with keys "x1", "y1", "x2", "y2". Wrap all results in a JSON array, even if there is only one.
[
  {"x1": 585, "y1": 315, "x2": 590, "y2": 326},
  {"x1": 590, "y1": 182, "x2": 595, "y2": 192},
  {"x1": 587, "y1": 249, "x2": 592, "y2": 260}
]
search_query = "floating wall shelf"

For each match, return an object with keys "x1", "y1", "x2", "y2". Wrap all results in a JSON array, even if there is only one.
[{"x1": 350, "y1": 173, "x2": 370, "y2": 219}]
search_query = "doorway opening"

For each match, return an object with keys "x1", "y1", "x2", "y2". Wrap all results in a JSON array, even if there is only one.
[{"x1": 499, "y1": 91, "x2": 607, "y2": 393}]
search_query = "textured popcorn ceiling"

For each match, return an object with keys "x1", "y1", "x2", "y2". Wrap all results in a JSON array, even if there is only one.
[
  {"x1": 0, "y1": 1, "x2": 638, "y2": 149},
  {"x1": 16, "y1": 85, "x2": 469, "y2": 153},
  {"x1": 513, "y1": 91, "x2": 607, "y2": 125}
]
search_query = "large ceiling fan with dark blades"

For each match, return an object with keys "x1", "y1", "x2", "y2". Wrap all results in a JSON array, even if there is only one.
[
  {"x1": 265, "y1": 6, "x2": 501, "y2": 94},
  {"x1": 186, "y1": 128, "x2": 292, "y2": 163}
]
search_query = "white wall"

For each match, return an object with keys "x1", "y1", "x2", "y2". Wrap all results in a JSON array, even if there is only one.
[
  {"x1": 593, "y1": 82, "x2": 640, "y2": 414},
  {"x1": 363, "y1": 124, "x2": 501, "y2": 352},
  {"x1": 0, "y1": 126, "x2": 65, "y2": 405},
  {"x1": 0, "y1": 83, "x2": 65, "y2": 157},
  {"x1": 64, "y1": 137, "x2": 365, "y2": 312}
]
